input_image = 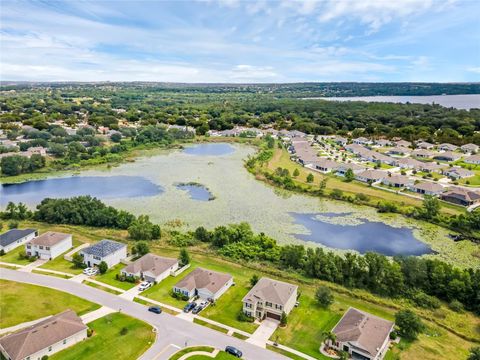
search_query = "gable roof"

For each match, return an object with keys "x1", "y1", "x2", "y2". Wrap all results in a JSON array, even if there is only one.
[
  {"x1": 0, "y1": 229, "x2": 37, "y2": 248},
  {"x1": 0, "y1": 310, "x2": 86, "y2": 360},
  {"x1": 174, "y1": 267, "x2": 232, "y2": 294},
  {"x1": 123, "y1": 253, "x2": 178, "y2": 277},
  {"x1": 81, "y1": 239, "x2": 126, "y2": 258},
  {"x1": 442, "y1": 188, "x2": 480, "y2": 202},
  {"x1": 242, "y1": 277, "x2": 298, "y2": 306},
  {"x1": 356, "y1": 169, "x2": 387, "y2": 181},
  {"x1": 29, "y1": 232, "x2": 71, "y2": 247},
  {"x1": 332, "y1": 307, "x2": 394, "y2": 358},
  {"x1": 411, "y1": 182, "x2": 444, "y2": 193}
]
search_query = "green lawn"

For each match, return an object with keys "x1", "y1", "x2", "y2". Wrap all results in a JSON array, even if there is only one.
[
  {"x1": 93, "y1": 263, "x2": 136, "y2": 290},
  {"x1": 188, "y1": 352, "x2": 237, "y2": 360},
  {"x1": 0, "y1": 280, "x2": 100, "y2": 328},
  {"x1": 50, "y1": 313, "x2": 155, "y2": 360},
  {"x1": 169, "y1": 346, "x2": 215, "y2": 360},
  {"x1": 83, "y1": 280, "x2": 123, "y2": 295},
  {"x1": 39, "y1": 253, "x2": 83, "y2": 274},
  {"x1": 0, "y1": 247, "x2": 31, "y2": 265}
]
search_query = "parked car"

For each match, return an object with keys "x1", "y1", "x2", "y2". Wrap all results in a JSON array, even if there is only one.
[
  {"x1": 183, "y1": 302, "x2": 196, "y2": 313},
  {"x1": 225, "y1": 346, "x2": 242, "y2": 358},
  {"x1": 148, "y1": 306, "x2": 162, "y2": 314},
  {"x1": 192, "y1": 304, "x2": 204, "y2": 314},
  {"x1": 83, "y1": 267, "x2": 98, "y2": 276},
  {"x1": 138, "y1": 281, "x2": 153, "y2": 291}
]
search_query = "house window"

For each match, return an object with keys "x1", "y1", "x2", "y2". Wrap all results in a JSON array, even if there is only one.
[
  {"x1": 265, "y1": 302, "x2": 272, "y2": 307},
  {"x1": 93, "y1": 256, "x2": 101, "y2": 261},
  {"x1": 46, "y1": 247, "x2": 50, "y2": 250},
  {"x1": 245, "y1": 303, "x2": 251, "y2": 309},
  {"x1": 27, "y1": 245, "x2": 31, "y2": 249},
  {"x1": 49, "y1": 346, "x2": 52, "y2": 352},
  {"x1": 39, "y1": 246, "x2": 44, "y2": 250},
  {"x1": 276, "y1": 304, "x2": 283, "y2": 310},
  {"x1": 63, "y1": 339, "x2": 67, "y2": 344}
]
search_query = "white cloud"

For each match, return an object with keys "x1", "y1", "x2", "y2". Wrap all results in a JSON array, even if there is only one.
[{"x1": 468, "y1": 67, "x2": 480, "y2": 74}]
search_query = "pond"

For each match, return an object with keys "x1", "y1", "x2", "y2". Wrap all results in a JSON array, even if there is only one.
[
  {"x1": 0, "y1": 175, "x2": 163, "y2": 206},
  {"x1": 176, "y1": 183, "x2": 214, "y2": 201},
  {"x1": 291, "y1": 213, "x2": 434, "y2": 256},
  {"x1": 0, "y1": 143, "x2": 476, "y2": 266}
]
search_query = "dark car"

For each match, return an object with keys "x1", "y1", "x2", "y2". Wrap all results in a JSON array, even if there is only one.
[
  {"x1": 148, "y1": 306, "x2": 162, "y2": 314},
  {"x1": 225, "y1": 346, "x2": 242, "y2": 358},
  {"x1": 192, "y1": 304, "x2": 204, "y2": 314},
  {"x1": 183, "y1": 302, "x2": 196, "y2": 313}
]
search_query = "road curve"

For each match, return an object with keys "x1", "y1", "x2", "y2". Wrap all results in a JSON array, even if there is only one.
[{"x1": 0, "y1": 268, "x2": 287, "y2": 360}]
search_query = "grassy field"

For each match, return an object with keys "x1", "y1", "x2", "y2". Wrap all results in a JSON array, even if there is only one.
[
  {"x1": 0, "y1": 279, "x2": 100, "y2": 327},
  {"x1": 83, "y1": 280, "x2": 123, "y2": 295},
  {"x1": 93, "y1": 263, "x2": 136, "y2": 290},
  {"x1": 50, "y1": 313, "x2": 155, "y2": 360}
]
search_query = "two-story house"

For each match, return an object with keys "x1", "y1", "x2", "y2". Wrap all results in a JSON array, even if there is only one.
[{"x1": 25, "y1": 231, "x2": 72, "y2": 260}]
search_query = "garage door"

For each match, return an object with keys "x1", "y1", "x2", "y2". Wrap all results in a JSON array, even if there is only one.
[{"x1": 266, "y1": 312, "x2": 281, "y2": 320}]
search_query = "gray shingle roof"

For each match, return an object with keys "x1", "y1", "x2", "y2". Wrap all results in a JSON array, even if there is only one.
[
  {"x1": 0, "y1": 229, "x2": 37, "y2": 247},
  {"x1": 81, "y1": 239, "x2": 126, "y2": 257},
  {"x1": 242, "y1": 277, "x2": 298, "y2": 306}
]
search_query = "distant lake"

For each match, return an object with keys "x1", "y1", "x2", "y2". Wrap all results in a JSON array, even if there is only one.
[
  {"x1": 0, "y1": 175, "x2": 162, "y2": 206},
  {"x1": 305, "y1": 94, "x2": 480, "y2": 110},
  {"x1": 183, "y1": 143, "x2": 235, "y2": 156},
  {"x1": 291, "y1": 213, "x2": 434, "y2": 256},
  {"x1": 176, "y1": 183, "x2": 214, "y2": 201}
]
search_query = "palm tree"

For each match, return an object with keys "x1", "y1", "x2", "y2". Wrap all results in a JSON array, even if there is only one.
[{"x1": 322, "y1": 331, "x2": 336, "y2": 347}]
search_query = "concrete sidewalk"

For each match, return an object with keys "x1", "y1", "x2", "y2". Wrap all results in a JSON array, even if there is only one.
[
  {"x1": 18, "y1": 259, "x2": 47, "y2": 273},
  {"x1": 80, "y1": 306, "x2": 116, "y2": 323}
]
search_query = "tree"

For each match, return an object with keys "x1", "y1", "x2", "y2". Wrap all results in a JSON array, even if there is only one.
[
  {"x1": 306, "y1": 173, "x2": 314, "y2": 183},
  {"x1": 468, "y1": 347, "x2": 480, "y2": 360},
  {"x1": 395, "y1": 309, "x2": 423, "y2": 340},
  {"x1": 72, "y1": 253, "x2": 85, "y2": 268},
  {"x1": 315, "y1": 286, "x2": 334, "y2": 308},
  {"x1": 179, "y1": 248, "x2": 190, "y2": 266},
  {"x1": 293, "y1": 168, "x2": 300, "y2": 177},
  {"x1": 280, "y1": 311, "x2": 288, "y2": 326},
  {"x1": 128, "y1": 215, "x2": 159, "y2": 240},
  {"x1": 422, "y1": 195, "x2": 440, "y2": 219},
  {"x1": 250, "y1": 274, "x2": 259, "y2": 287},
  {"x1": 8, "y1": 220, "x2": 19, "y2": 229},
  {"x1": 0, "y1": 155, "x2": 29, "y2": 176},
  {"x1": 132, "y1": 241, "x2": 150, "y2": 257},
  {"x1": 194, "y1": 226, "x2": 210, "y2": 242},
  {"x1": 110, "y1": 133, "x2": 122, "y2": 143},
  {"x1": 344, "y1": 168, "x2": 355, "y2": 182},
  {"x1": 98, "y1": 261, "x2": 108, "y2": 274},
  {"x1": 319, "y1": 178, "x2": 328, "y2": 195}
]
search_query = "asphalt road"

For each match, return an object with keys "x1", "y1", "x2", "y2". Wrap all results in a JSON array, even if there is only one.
[{"x1": 0, "y1": 268, "x2": 287, "y2": 360}]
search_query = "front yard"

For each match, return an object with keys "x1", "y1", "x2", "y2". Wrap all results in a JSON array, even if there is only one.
[
  {"x1": 0, "y1": 247, "x2": 32, "y2": 265},
  {"x1": 93, "y1": 263, "x2": 136, "y2": 290},
  {"x1": 50, "y1": 313, "x2": 155, "y2": 360}
]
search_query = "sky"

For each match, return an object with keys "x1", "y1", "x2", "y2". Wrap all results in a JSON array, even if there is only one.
[{"x1": 1, "y1": 0, "x2": 479, "y2": 83}]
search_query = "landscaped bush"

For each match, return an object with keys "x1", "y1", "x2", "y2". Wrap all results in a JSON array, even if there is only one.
[
  {"x1": 411, "y1": 291, "x2": 441, "y2": 309},
  {"x1": 116, "y1": 273, "x2": 137, "y2": 283},
  {"x1": 171, "y1": 290, "x2": 189, "y2": 301},
  {"x1": 237, "y1": 310, "x2": 255, "y2": 323}
]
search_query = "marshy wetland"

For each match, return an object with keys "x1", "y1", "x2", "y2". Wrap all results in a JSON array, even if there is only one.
[{"x1": 1, "y1": 143, "x2": 478, "y2": 268}]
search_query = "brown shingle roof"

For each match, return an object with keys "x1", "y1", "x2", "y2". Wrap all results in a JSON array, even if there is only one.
[
  {"x1": 29, "y1": 232, "x2": 71, "y2": 246},
  {"x1": 411, "y1": 182, "x2": 444, "y2": 193},
  {"x1": 242, "y1": 277, "x2": 297, "y2": 306},
  {"x1": 0, "y1": 310, "x2": 86, "y2": 360},
  {"x1": 175, "y1": 267, "x2": 232, "y2": 294},
  {"x1": 332, "y1": 307, "x2": 394, "y2": 358},
  {"x1": 123, "y1": 253, "x2": 178, "y2": 277}
]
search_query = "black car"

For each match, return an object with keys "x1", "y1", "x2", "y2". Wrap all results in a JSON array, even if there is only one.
[
  {"x1": 183, "y1": 302, "x2": 196, "y2": 313},
  {"x1": 148, "y1": 306, "x2": 162, "y2": 314},
  {"x1": 225, "y1": 346, "x2": 242, "y2": 358},
  {"x1": 192, "y1": 304, "x2": 204, "y2": 314}
]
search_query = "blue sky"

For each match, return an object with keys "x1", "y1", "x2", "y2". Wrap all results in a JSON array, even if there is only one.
[{"x1": 1, "y1": 0, "x2": 479, "y2": 82}]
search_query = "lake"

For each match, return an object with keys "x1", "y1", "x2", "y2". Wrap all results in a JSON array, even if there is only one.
[
  {"x1": 0, "y1": 143, "x2": 476, "y2": 265},
  {"x1": 176, "y1": 183, "x2": 214, "y2": 201},
  {"x1": 305, "y1": 94, "x2": 480, "y2": 110}
]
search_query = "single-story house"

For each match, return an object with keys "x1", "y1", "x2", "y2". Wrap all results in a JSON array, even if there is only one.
[
  {"x1": 121, "y1": 253, "x2": 179, "y2": 283},
  {"x1": 465, "y1": 154, "x2": 480, "y2": 165},
  {"x1": 355, "y1": 169, "x2": 387, "y2": 183},
  {"x1": 388, "y1": 146, "x2": 411, "y2": 156},
  {"x1": 382, "y1": 175, "x2": 413, "y2": 188},
  {"x1": 395, "y1": 140, "x2": 411, "y2": 148},
  {"x1": 367, "y1": 152, "x2": 396, "y2": 165},
  {"x1": 334, "y1": 136, "x2": 348, "y2": 146},
  {"x1": 373, "y1": 139, "x2": 392, "y2": 147},
  {"x1": 326, "y1": 307, "x2": 394, "y2": 360},
  {"x1": 336, "y1": 163, "x2": 365, "y2": 177},
  {"x1": 345, "y1": 143, "x2": 367, "y2": 155},
  {"x1": 0, "y1": 310, "x2": 87, "y2": 360},
  {"x1": 0, "y1": 228, "x2": 37, "y2": 253},
  {"x1": 416, "y1": 141, "x2": 435, "y2": 149},
  {"x1": 25, "y1": 231, "x2": 72, "y2": 260},
  {"x1": 395, "y1": 157, "x2": 422, "y2": 170},
  {"x1": 419, "y1": 162, "x2": 448, "y2": 173},
  {"x1": 409, "y1": 181, "x2": 445, "y2": 196},
  {"x1": 353, "y1": 137, "x2": 372, "y2": 145},
  {"x1": 310, "y1": 159, "x2": 341, "y2": 173},
  {"x1": 80, "y1": 239, "x2": 127, "y2": 268},
  {"x1": 412, "y1": 149, "x2": 434, "y2": 159},
  {"x1": 173, "y1": 267, "x2": 233, "y2": 300},
  {"x1": 441, "y1": 188, "x2": 480, "y2": 206},
  {"x1": 460, "y1": 143, "x2": 479, "y2": 154},
  {"x1": 433, "y1": 151, "x2": 462, "y2": 162},
  {"x1": 242, "y1": 277, "x2": 298, "y2": 321},
  {"x1": 438, "y1": 143, "x2": 458, "y2": 152},
  {"x1": 442, "y1": 167, "x2": 474, "y2": 180}
]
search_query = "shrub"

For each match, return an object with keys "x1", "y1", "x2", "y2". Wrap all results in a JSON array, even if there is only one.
[
  {"x1": 411, "y1": 291, "x2": 441, "y2": 309},
  {"x1": 315, "y1": 286, "x2": 334, "y2": 308},
  {"x1": 449, "y1": 299, "x2": 464, "y2": 313},
  {"x1": 72, "y1": 253, "x2": 86, "y2": 269},
  {"x1": 237, "y1": 310, "x2": 255, "y2": 323},
  {"x1": 395, "y1": 309, "x2": 424, "y2": 340},
  {"x1": 98, "y1": 261, "x2": 108, "y2": 274},
  {"x1": 8, "y1": 220, "x2": 19, "y2": 229},
  {"x1": 0, "y1": 249, "x2": 5, "y2": 256},
  {"x1": 250, "y1": 274, "x2": 259, "y2": 287},
  {"x1": 120, "y1": 327, "x2": 128, "y2": 335},
  {"x1": 280, "y1": 312, "x2": 288, "y2": 326},
  {"x1": 389, "y1": 330, "x2": 398, "y2": 340},
  {"x1": 87, "y1": 328, "x2": 93, "y2": 337}
]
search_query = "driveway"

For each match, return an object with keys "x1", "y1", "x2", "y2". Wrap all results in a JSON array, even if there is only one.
[
  {"x1": 1, "y1": 269, "x2": 287, "y2": 360},
  {"x1": 18, "y1": 259, "x2": 47, "y2": 272},
  {"x1": 246, "y1": 319, "x2": 279, "y2": 348}
]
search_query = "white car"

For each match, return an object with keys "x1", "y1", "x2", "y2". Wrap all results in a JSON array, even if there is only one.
[
  {"x1": 138, "y1": 281, "x2": 153, "y2": 291},
  {"x1": 83, "y1": 267, "x2": 98, "y2": 276}
]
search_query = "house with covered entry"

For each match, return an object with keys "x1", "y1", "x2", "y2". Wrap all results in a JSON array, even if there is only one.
[
  {"x1": 80, "y1": 239, "x2": 127, "y2": 268},
  {"x1": 382, "y1": 174, "x2": 413, "y2": 188},
  {"x1": 173, "y1": 267, "x2": 233, "y2": 301},
  {"x1": 465, "y1": 154, "x2": 480, "y2": 165},
  {"x1": 25, "y1": 231, "x2": 72, "y2": 260},
  {"x1": 442, "y1": 167, "x2": 474, "y2": 180},
  {"x1": 409, "y1": 182, "x2": 445, "y2": 196},
  {"x1": 355, "y1": 169, "x2": 387, "y2": 183},
  {"x1": 121, "y1": 253, "x2": 179, "y2": 283},
  {"x1": 242, "y1": 277, "x2": 298, "y2": 321},
  {"x1": 461, "y1": 143, "x2": 479, "y2": 154},
  {"x1": 0, "y1": 228, "x2": 37, "y2": 254},
  {"x1": 326, "y1": 307, "x2": 394, "y2": 360}
]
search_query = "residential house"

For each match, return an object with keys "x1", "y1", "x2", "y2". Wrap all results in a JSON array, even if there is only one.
[
  {"x1": 460, "y1": 143, "x2": 479, "y2": 154},
  {"x1": 345, "y1": 143, "x2": 368, "y2": 155},
  {"x1": 382, "y1": 175, "x2": 413, "y2": 188},
  {"x1": 388, "y1": 146, "x2": 411, "y2": 156},
  {"x1": 433, "y1": 151, "x2": 461, "y2": 162},
  {"x1": 419, "y1": 162, "x2": 448, "y2": 173},
  {"x1": 465, "y1": 154, "x2": 480, "y2": 165},
  {"x1": 25, "y1": 232, "x2": 72, "y2": 260},
  {"x1": 242, "y1": 277, "x2": 298, "y2": 321},
  {"x1": 443, "y1": 167, "x2": 474, "y2": 180},
  {"x1": 121, "y1": 253, "x2": 179, "y2": 283},
  {"x1": 416, "y1": 141, "x2": 435, "y2": 149},
  {"x1": 409, "y1": 182, "x2": 445, "y2": 196},
  {"x1": 412, "y1": 149, "x2": 434, "y2": 159},
  {"x1": 310, "y1": 159, "x2": 341, "y2": 173},
  {"x1": 80, "y1": 239, "x2": 127, "y2": 268},
  {"x1": 173, "y1": 267, "x2": 233, "y2": 300},
  {"x1": 333, "y1": 136, "x2": 348, "y2": 146},
  {"x1": 353, "y1": 137, "x2": 372, "y2": 145},
  {"x1": 373, "y1": 139, "x2": 392, "y2": 147},
  {"x1": 367, "y1": 152, "x2": 396, "y2": 165},
  {"x1": 355, "y1": 169, "x2": 387, "y2": 183},
  {"x1": 326, "y1": 307, "x2": 394, "y2": 360},
  {"x1": 395, "y1": 140, "x2": 411, "y2": 148},
  {"x1": 0, "y1": 310, "x2": 87, "y2": 360},
  {"x1": 335, "y1": 163, "x2": 365, "y2": 177},
  {"x1": 441, "y1": 188, "x2": 480, "y2": 206},
  {"x1": 0, "y1": 229, "x2": 37, "y2": 254},
  {"x1": 438, "y1": 143, "x2": 458, "y2": 152},
  {"x1": 395, "y1": 158, "x2": 422, "y2": 170}
]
